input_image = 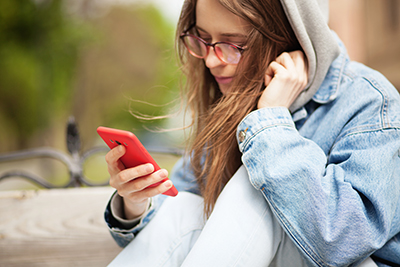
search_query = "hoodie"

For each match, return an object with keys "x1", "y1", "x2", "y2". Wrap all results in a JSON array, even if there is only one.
[{"x1": 280, "y1": 0, "x2": 340, "y2": 112}]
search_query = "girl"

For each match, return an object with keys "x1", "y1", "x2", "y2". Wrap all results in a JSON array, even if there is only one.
[{"x1": 104, "y1": 0, "x2": 400, "y2": 266}]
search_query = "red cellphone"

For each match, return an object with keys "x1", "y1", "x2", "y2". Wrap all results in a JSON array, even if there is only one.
[{"x1": 97, "y1": 126, "x2": 178, "y2": 197}]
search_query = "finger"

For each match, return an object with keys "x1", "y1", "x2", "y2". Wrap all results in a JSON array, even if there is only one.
[
  {"x1": 117, "y1": 169, "x2": 168, "y2": 198},
  {"x1": 127, "y1": 179, "x2": 174, "y2": 202},
  {"x1": 110, "y1": 164, "x2": 157, "y2": 194},
  {"x1": 105, "y1": 145, "x2": 125, "y2": 165},
  {"x1": 105, "y1": 145, "x2": 126, "y2": 173},
  {"x1": 264, "y1": 52, "x2": 292, "y2": 86},
  {"x1": 118, "y1": 163, "x2": 156, "y2": 184},
  {"x1": 288, "y1": 50, "x2": 306, "y2": 64},
  {"x1": 264, "y1": 61, "x2": 286, "y2": 86},
  {"x1": 276, "y1": 51, "x2": 308, "y2": 91},
  {"x1": 275, "y1": 52, "x2": 297, "y2": 73},
  {"x1": 289, "y1": 51, "x2": 307, "y2": 72},
  {"x1": 264, "y1": 62, "x2": 275, "y2": 86},
  {"x1": 288, "y1": 51, "x2": 308, "y2": 87}
]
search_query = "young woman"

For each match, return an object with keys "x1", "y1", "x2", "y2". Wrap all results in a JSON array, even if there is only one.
[{"x1": 104, "y1": 0, "x2": 400, "y2": 266}]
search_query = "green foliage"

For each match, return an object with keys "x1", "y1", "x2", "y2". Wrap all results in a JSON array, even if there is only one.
[
  {"x1": 71, "y1": 4, "x2": 181, "y2": 147},
  {"x1": 0, "y1": 2, "x2": 182, "y2": 190},
  {"x1": 0, "y1": 1, "x2": 181, "y2": 153},
  {"x1": 0, "y1": 0, "x2": 89, "y2": 149}
]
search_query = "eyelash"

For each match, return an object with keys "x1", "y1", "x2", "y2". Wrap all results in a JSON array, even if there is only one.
[
  {"x1": 198, "y1": 34, "x2": 211, "y2": 41},
  {"x1": 196, "y1": 29, "x2": 246, "y2": 46},
  {"x1": 198, "y1": 35, "x2": 244, "y2": 46}
]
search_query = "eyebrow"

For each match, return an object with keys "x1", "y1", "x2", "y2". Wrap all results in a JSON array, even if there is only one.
[{"x1": 196, "y1": 26, "x2": 248, "y2": 38}]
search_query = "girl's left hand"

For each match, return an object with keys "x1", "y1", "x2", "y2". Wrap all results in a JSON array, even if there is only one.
[{"x1": 258, "y1": 51, "x2": 308, "y2": 109}]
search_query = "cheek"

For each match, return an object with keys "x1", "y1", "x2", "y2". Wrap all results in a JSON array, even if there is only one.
[{"x1": 228, "y1": 65, "x2": 239, "y2": 76}]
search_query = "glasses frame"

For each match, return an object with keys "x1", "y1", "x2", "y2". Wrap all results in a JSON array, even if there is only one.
[{"x1": 180, "y1": 30, "x2": 247, "y2": 65}]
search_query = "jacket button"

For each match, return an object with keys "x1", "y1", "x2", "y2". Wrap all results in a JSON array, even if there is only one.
[{"x1": 238, "y1": 130, "x2": 246, "y2": 142}]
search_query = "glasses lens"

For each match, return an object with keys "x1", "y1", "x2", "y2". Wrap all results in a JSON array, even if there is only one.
[
  {"x1": 215, "y1": 43, "x2": 241, "y2": 64},
  {"x1": 183, "y1": 35, "x2": 207, "y2": 58}
]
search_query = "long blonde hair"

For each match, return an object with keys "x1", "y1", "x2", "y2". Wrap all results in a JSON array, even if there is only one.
[{"x1": 176, "y1": 0, "x2": 301, "y2": 216}]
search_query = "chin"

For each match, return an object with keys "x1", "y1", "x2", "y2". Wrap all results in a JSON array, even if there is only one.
[{"x1": 219, "y1": 84, "x2": 230, "y2": 95}]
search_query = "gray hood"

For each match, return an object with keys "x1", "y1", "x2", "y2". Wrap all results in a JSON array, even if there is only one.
[{"x1": 279, "y1": 0, "x2": 340, "y2": 112}]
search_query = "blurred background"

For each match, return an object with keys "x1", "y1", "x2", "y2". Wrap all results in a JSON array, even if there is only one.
[
  {"x1": 330, "y1": 0, "x2": 400, "y2": 89},
  {"x1": 0, "y1": 0, "x2": 399, "y2": 190}
]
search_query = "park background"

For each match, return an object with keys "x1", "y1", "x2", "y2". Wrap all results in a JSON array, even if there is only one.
[{"x1": 0, "y1": 0, "x2": 399, "y2": 190}]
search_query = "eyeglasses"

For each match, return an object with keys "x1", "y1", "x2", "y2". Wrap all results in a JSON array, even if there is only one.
[{"x1": 180, "y1": 33, "x2": 247, "y2": 65}]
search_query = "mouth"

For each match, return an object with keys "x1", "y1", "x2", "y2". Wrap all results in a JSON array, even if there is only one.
[{"x1": 214, "y1": 76, "x2": 234, "y2": 85}]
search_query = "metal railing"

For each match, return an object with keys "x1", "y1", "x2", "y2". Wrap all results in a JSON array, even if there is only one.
[{"x1": 0, "y1": 117, "x2": 183, "y2": 189}]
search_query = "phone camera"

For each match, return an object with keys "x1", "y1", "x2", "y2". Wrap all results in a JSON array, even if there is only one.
[{"x1": 116, "y1": 141, "x2": 121, "y2": 145}]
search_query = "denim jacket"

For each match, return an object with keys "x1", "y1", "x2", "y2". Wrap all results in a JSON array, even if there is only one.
[{"x1": 105, "y1": 38, "x2": 400, "y2": 266}]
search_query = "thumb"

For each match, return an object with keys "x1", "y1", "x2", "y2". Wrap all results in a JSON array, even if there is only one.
[{"x1": 264, "y1": 61, "x2": 280, "y2": 86}]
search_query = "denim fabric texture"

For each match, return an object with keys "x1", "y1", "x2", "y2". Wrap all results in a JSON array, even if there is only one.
[
  {"x1": 104, "y1": 35, "x2": 400, "y2": 266},
  {"x1": 237, "y1": 36, "x2": 400, "y2": 266}
]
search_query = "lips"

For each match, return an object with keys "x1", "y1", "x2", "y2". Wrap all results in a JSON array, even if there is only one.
[{"x1": 214, "y1": 76, "x2": 234, "y2": 84}]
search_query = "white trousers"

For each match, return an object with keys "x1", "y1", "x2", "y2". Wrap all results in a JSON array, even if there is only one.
[{"x1": 108, "y1": 166, "x2": 377, "y2": 267}]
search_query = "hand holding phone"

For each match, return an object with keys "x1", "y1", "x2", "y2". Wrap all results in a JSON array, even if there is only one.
[{"x1": 97, "y1": 126, "x2": 178, "y2": 197}]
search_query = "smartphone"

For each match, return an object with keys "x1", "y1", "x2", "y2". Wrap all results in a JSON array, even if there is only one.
[{"x1": 97, "y1": 126, "x2": 178, "y2": 197}]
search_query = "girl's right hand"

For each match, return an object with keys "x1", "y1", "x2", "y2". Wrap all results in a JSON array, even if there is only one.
[
  {"x1": 105, "y1": 145, "x2": 174, "y2": 220},
  {"x1": 258, "y1": 51, "x2": 308, "y2": 109}
]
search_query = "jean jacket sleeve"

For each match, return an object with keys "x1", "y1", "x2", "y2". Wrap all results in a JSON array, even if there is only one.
[
  {"x1": 237, "y1": 106, "x2": 400, "y2": 266},
  {"x1": 104, "y1": 156, "x2": 199, "y2": 247}
]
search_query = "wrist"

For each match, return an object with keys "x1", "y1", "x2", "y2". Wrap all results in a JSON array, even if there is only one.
[{"x1": 123, "y1": 198, "x2": 149, "y2": 220}]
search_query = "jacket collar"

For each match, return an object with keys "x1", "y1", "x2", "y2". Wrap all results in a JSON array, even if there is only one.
[
  {"x1": 312, "y1": 32, "x2": 349, "y2": 104},
  {"x1": 292, "y1": 32, "x2": 349, "y2": 122}
]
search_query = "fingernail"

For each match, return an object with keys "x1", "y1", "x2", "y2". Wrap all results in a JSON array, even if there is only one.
[
  {"x1": 164, "y1": 180, "x2": 172, "y2": 188},
  {"x1": 159, "y1": 169, "x2": 167, "y2": 178},
  {"x1": 146, "y1": 164, "x2": 154, "y2": 173}
]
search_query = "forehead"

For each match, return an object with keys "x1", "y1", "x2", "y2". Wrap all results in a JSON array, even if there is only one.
[{"x1": 195, "y1": 0, "x2": 250, "y2": 35}]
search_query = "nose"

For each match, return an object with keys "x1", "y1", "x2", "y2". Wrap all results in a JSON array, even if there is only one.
[{"x1": 204, "y1": 47, "x2": 225, "y2": 69}]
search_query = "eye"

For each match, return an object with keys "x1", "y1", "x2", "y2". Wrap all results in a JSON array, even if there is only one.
[
  {"x1": 195, "y1": 28, "x2": 212, "y2": 42},
  {"x1": 221, "y1": 38, "x2": 246, "y2": 47},
  {"x1": 199, "y1": 35, "x2": 212, "y2": 42}
]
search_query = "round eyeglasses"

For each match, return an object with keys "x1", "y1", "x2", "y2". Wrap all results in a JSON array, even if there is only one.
[{"x1": 180, "y1": 33, "x2": 247, "y2": 65}]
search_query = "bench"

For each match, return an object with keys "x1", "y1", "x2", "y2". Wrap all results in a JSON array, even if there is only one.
[
  {"x1": 0, "y1": 118, "x2": 184, "y2": 266},
  {"x1": 0, "y1": 187, "x2": 122, "y2": 266}
]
